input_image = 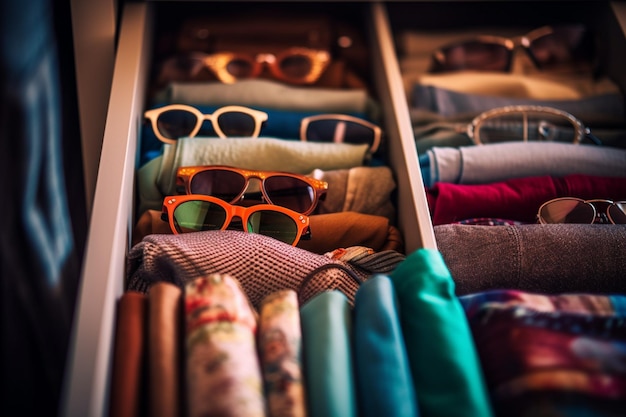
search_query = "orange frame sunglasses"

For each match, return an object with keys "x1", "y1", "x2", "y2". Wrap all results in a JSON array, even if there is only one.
[
  {"x1": 176, "y1": 165, "x2": 328, "y2": 215},
  {"x1": 161, "y1": 194, "x2": 311, "y2": 246}
]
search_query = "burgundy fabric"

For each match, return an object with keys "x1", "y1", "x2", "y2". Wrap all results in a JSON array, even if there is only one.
[{"x1": 427, "y1": 174, "x2": 626, "y2": 225}]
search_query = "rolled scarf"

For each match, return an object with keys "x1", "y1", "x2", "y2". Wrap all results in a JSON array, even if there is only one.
[
  {"x1": 389, "y1": 248, "x2": 494, "y2": 417},
  {"x1": 258, "y1": 290, "x2": 307, "y2": 417},
  {"x1": 458, "y1": 289, "x2": 626, "y2": 417},
  {"x1": 353, "y1": 275, "x2": 419, "y2": 417},
  {"x1": 184, "y1": 274, "x2": 265, "y2": 417},
  {"x1": 300, "y1": 291, "x2": 357, "y2": 417},
  {"x1": 420, "y1": 142, "x2": 626, "y2": 188},
  {"x1": 434, "y1": 224, "x2": 626, "y2": 295},
  {"x1": 426, "y1": 174, "x2": 626, "y2": 225}
]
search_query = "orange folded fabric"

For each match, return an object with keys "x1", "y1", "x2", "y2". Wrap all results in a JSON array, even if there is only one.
[
  {"x1": 148, "y1": 282, "x2": 182, "y2": 417},
  {"x1": 109, "y1": 291, "x2": 148, "y2": 417},
  {"x1": 133, "y1": 209, "x2": 404, "y2": 254}
]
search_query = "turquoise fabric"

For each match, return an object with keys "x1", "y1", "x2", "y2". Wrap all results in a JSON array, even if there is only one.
[
  {"x1": 300, "y1": 291, "x2": 357, "y2": 417},
  {"x1": 353, "y1": 275, "x2": 419, "y2": 417},
  {"x1": 389, "y1": 248, "x2": 494, "y2": 417}
]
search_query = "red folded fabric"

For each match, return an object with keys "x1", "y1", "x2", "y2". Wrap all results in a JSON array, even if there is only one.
[{"x1": 427, "y1": 174, "x2": 626, "y2": 225}]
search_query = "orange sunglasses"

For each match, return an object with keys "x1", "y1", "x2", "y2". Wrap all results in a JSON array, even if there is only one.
[
  {"x1": 161, "y1": 194, "x2": 311, "y2": 246},
  {"x1": 176, "y1": 165, "x2": 328, "y2": 216}
]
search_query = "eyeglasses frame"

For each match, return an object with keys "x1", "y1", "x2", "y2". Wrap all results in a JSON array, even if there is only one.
[
  {"x1": 202, "y1": 47, "x2": 331, "y2": 85},
  {"x1": 537, "y1": 197, "x2": 626, "y2": 224},
  {"x1": 161, "y1": 194, "x2": 311, "y2": 245},
  {"x1": 431, "y1": 24, "x2": 589, "y2": 73},
  {"x1": 299, "y1": 113, "x2": 383, "y2": 153},
  {"x1": 175, "y1": 165, "x2": 329, "y2": 215},
  {"x1": 466, "y1": 105, "x2": 600, "y2": 146},
  {"x1": 144, "y1": 104, "x2": 269, "y2": 144}
]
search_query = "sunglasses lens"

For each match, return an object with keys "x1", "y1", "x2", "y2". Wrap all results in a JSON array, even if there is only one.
[
  {"x1": 475, "y1": 110, "x2": 578, "y2": 144},
  {"x1": 225, "y1": 57, "x2": 255, "y2": 79},
  {"x1": 433, "y1": 41, "x2": 510, "y2": 72},
  {"x1": 278, "y1": 53, "x2": 314, "y2": 80},
  {"x1": 264, "y1": 176, "x2": 315, "y2": 213},
  {"x1": 609, "y1": 202, "x2": 626, "y2": 224},
  {"x1": 216, "y1": 111, "x2": 258, "y2": 136},
  {"x1": 156, "y1": 109, "x2": 199, "y2": 140},
  {"x1": 540, "y1": 199, "x2": 595, "y2": 224},
  {"x1": 172, "y1": 200, "x2": 227, "y2": 233},
  {"x1": 190, "y1": 170, "x2": 247, "y2": 202},
  {"x1": 247, "y1": 211, "x2": 298, "y2": 244},
  {"x1": 528, "y1": 25, "x2": 593, "y2": 70},
  {"x1": 305, "y1": 118, "x2": 376, "y2": 148}
]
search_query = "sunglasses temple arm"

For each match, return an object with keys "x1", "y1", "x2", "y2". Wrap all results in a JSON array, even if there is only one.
[{"x1": 585, "y1": 128, "x2": 603, "y2": 146}]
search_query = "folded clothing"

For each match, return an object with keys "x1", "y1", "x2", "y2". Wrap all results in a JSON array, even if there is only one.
[
  {"x1": 139, "y1": 104, "x2": 370, "y2": 166},
  {"x1": 137, "y1": 138, "x2": 370, "y2": 214},
  {"x1": 132, "y1": 209, "x2": 404, "y2": 255},
  {"x1": 435, "y1": 224, "x2": 626, "y2": 295},
  {"x1": 153, "y1": 79, "x2": 379, "y2": 116},
  {"x1": 459, "y1": 289, "x2": 626, "y2": 417},
  {"x1": 126, "y1": 229, "x2": 400, "y2": 308},
  {"x1": 421, "y1": 142, "x2": 626, "y2": 187},
  {"x1": 426, "y1": 174, "x2": 626, "y2": 225}
]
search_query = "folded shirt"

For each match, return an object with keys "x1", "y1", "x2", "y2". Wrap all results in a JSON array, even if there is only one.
[
  {"x1": 426, "y1": 174, "x2": 626, "y2": 225},
  {"x1": 420, "y1": 142, "x2": 626, "y2": 187},
  {"x1": 434, "y1": 224, "x2": 626, "y2": 295},
  {"x1": 459, "y1": 289, "x2": 626, "y2": 417},
  {"x1": 353, "y1": 275, "x2": 418, "y2": 417},
  {"x1": 153, "y1": 79, "x2": 380, "y2": 116},
  {"x1": 389, "y1": 248, "x2": 494, "y2": 417},
  {"x1": 300, "y1": 291, "x2": 357, "y2": 417},
  {"x1": 412, "y1": 82, "x2": 625, "y2": 118}
]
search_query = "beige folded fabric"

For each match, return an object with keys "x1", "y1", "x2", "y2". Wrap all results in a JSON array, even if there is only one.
[
  {"x1": 312, "y1": 165, "x2": 397, "y2": 222},
  {"x1": 153, "y1": 79, "x2": 380, "y2": 116},
  {"x1": 148, "y1": 282, "x2": 182, "y2": 417}
]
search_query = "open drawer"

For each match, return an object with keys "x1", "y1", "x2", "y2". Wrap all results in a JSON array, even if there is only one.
[{"x1": 60, "y1": 2, "x2": 435, "y2": 416}]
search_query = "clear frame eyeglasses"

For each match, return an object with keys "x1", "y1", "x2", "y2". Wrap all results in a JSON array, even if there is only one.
[{"x1": 464, "y1": 105, "x2": 602, "y2": 146}]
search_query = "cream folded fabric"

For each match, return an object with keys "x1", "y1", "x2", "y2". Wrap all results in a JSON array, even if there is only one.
[{"x1": 153, "y1": 79, "x2": 380, "y2": 118}]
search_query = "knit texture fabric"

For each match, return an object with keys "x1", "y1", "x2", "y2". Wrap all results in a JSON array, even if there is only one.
[{"x1": 126, "y1": 230, "x2": 402, "y2": 308}]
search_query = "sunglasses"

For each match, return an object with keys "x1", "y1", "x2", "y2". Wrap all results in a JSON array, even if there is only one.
[
  {"x1": 157, "y1": 47, "x2": 331, "y2": 85},
  {"x1": 144, "y1": 104, "x2": 268, "y2": 145},
  {"x1": 145, "y1": 104, "x2": 383, "y2": 152},
  {"x1": 161, "y1": 194, "x2": 311, "y2": 245},
  {"x1": 537, "y1": 198, "x2": 626, "y2": 225},
  {"x1": 300, "y1": 114, "x2": 383, "y2": 153},
  {"x1": 429, "y1": 24, "x2": 593, "y2": 73},
  {"x1": 176, "y1": 165, "x2": 328, "y2": 215},
  {"x1": 465, "y1": 105, "x2": 602, "y2": 146}
]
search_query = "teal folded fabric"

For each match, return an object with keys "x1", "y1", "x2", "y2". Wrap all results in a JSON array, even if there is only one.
[
  {"x1": 300, "y1": 291, "x2": 357, "y2": 417},
  {"x1": 353, "y1": 275, "x2": 418, "y2": 417},
  {"x1": 389, "y1": 248, "x2": 494, "y2": 417}
]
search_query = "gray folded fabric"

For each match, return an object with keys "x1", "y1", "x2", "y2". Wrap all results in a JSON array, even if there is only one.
[
  {"x1": 312, "y1": 166, "x2": 397, "y2": 222},
  {"x1": 434, "y1": 224, "x2": 626, "y2": 295},
  {"x1": 423, "y1": 142, "x2": 626, "y2": 186},
  {"x1": 153, "y1": 79, "x2": 380, "y2": 118}
]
